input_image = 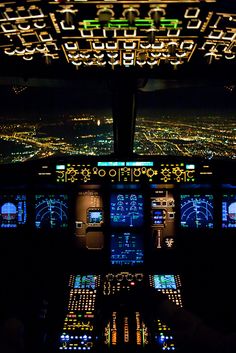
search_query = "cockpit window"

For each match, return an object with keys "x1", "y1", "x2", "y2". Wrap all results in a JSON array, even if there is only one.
[
  {"x1": 0, "y1": 79, "x2": 113, "y2": 164},
  {"x1": 134, "y1": 82, "x2": 236, "y2": 159}
]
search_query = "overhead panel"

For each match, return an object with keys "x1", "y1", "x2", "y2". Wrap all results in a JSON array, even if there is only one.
[{"x1": 0, "y1": 1, "x2": 235, "y2": 68}]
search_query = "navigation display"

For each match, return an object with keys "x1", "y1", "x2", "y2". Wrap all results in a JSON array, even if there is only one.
[
  {"x1": 110, "y1": 193, "x2": 144, "y2": 227},
  {"x1": 0, "y1": 194, "x2": 27, "y2": 228},
  {"x1": 35, "y1": 194, "x2": 68, "y2": 229},
  {"x1": 153, "y1": 275, "x2": 177, "y2": 290},
  {"x1": 222, "y1": 194, "x2": 236, "y2": 228},
  {"x1": 110, "y1": 232, "x2": 144, "y2": 266},
  {"x1": 180, "y1": 194, "x2": 214, "y2": 229}
]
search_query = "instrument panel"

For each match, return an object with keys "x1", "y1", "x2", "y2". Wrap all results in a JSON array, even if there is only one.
[
  {"x1": 0, "y1": 157, "x2": 235, "y2": 353},
  {"x1": 0, "y1": 158, "x2": 235, "y2": 245}
]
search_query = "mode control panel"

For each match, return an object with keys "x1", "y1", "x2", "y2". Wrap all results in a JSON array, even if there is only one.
[{"x1": 56, "y1": 161, "x2": 196, "y2": 184}]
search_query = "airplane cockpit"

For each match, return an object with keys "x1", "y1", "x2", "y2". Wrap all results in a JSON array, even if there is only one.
[{"x1": 0, "y1": 1, "x2": 236, "y2": 353}]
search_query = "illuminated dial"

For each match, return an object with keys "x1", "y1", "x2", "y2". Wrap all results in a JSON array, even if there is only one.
[
  {"x1": 35, "y1": 194, "x2": 68, "y2": 229},
  {"x1": 81, "y1": 168, "x2": 91, "y2": 177},
  {"x1": 66, "y1": 167, "x2": 79, "y2": 182},
  {"x1": 146, "y1": 168, "x2": 155, "y2": 178},
  {"x1": 161, "y1": 168, "x2": 171, "y2": 177},
  {"x1": 172, "y1": 167, "x2": 183, "y2": 177}
]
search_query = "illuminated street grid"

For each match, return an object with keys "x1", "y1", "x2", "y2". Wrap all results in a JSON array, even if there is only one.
[
  {"x1": 0, "y1": 114, "x2": 235, "y2": 164},
  {"x1": 0, "y1": 115, "x2": 113, "y2": 164},
  {"x1": 134, "y1": 116, "x2": 236, "y2": 159}
]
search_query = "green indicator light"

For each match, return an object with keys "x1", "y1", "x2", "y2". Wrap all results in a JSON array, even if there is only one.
[
  {"x1": 83, "y1": 18, "x2": 179, "y2": 30},
  {"x1": 135, "y1": 19, "x2": 153, "y2": 27},
  {"x1": 83, "y1": 20, "x2": 100, "y2": 30},
  {"x1": 160, "y1": 19, "x2": 179, "y2": 29},
  {"x1": 108, "y1": 20, "x2": 129, "y2": 28}
]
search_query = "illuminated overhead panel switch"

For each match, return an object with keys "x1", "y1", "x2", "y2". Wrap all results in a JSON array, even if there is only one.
[
  {"x1": 147, "y1": 28, "x2": 156, "y2": 45},
  {"x1": 149, "y1": 8, "x2": 165, "y2": 29},
  {"x1": 123, "y1": 8, "x2": 140, "y2": 26},
  {"x1": 168, "y1": 42, "x2": 178, "y2": 56},
  {"x1": 97, "y1": 8, "x2": 114, "y2": 27}
]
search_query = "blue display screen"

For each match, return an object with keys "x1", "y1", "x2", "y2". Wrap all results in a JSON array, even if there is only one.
[
  {"x1": 152, "y1": 209, "x2": 164, "y2": 225},
  {"x1": 87, "y1": 210, "x2": 103, "y2": 224},
  {"x1": 180, "y1": 194, "x2": 214, "y2": 229},
  {"x1": 222, "y1": 194, "x2": 236, "y2": 228},
  {"x1": 74, "y1": 275, "x2": 96, "y2": 289},
  {"x1": 110, "y1": 232, "x2": 144, "y2": 266},
  {"x1": 110, "y1": 193, "x2": 144, "y2": 227},
  {"x1": 153, "y1": 275, "x2": 176, "y2": 290},
  {"x1": 0, "y1": 194, "x2": 27, "y2": 228},
  {"x1": 35, "y1": 194, "x2": 68, "y2": 229}
]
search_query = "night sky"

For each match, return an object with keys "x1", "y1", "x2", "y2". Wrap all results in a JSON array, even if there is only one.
[
  {"x1": 0, "y1": 77, "x2": 235, "y2": 120},
  {"x1": 137, "y1": 82, "x2": 236, "y2": 118},
  {"x1": 0, "y1": 78, "x2": 112, "y2": 119}
]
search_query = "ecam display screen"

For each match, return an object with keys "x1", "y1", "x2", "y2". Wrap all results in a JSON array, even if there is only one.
[
  {"x1": 87, "y1": 210, "x2": 103, "y2": 224},
  {"x1": 222, "y1": 194, "x2": 236, "y2": 228},
  {"x1": 0, "y1": 194, "x2": 27, "y2": 228},
  {"x1": 180, "y1": 194, "x2": 214, "y2": 229},
  {"x1": 110, "y1": 193, "x2": 144, "y2": 227},
  {"x1": 35, "y1": 194, "x2": 68, "y2": 229},
  {"x1": 110, "y1": 232, "x2": 144, "y2": 266},
  {"x1": 153, "y1": 275, "x2": 177, "y2": 290}
]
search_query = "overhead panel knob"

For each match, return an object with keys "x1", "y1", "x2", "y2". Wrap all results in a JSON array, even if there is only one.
[
  {"x1": 65, "y1": 12, "x2": 74, "y2": 26},
  {"x1": 204, "y1": 52, "x2": 217, "y2": 65},
  {"x1": 97, "y1": 8, "x2": 114, "y2": 26},
  {"x1": 123, "y1": 8, "x2": 140, "y2": 26},
  {"x1": 149, "y1": 8, "x2": 165, "y2": 28},
  {"x1": 168, "y1": 42, "x2": 178, "y2": 56},
  {"x1": 147, "y1": 28, "x2": 156, "y2": 44}
]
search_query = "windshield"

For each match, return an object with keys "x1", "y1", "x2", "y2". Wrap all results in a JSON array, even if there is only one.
[
  {"x1": 0, "y1": 78, "x2": 113, "y2": 164},
  {"x1": 134, "y1": 82, "x2": 236, "y2": 159}
]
